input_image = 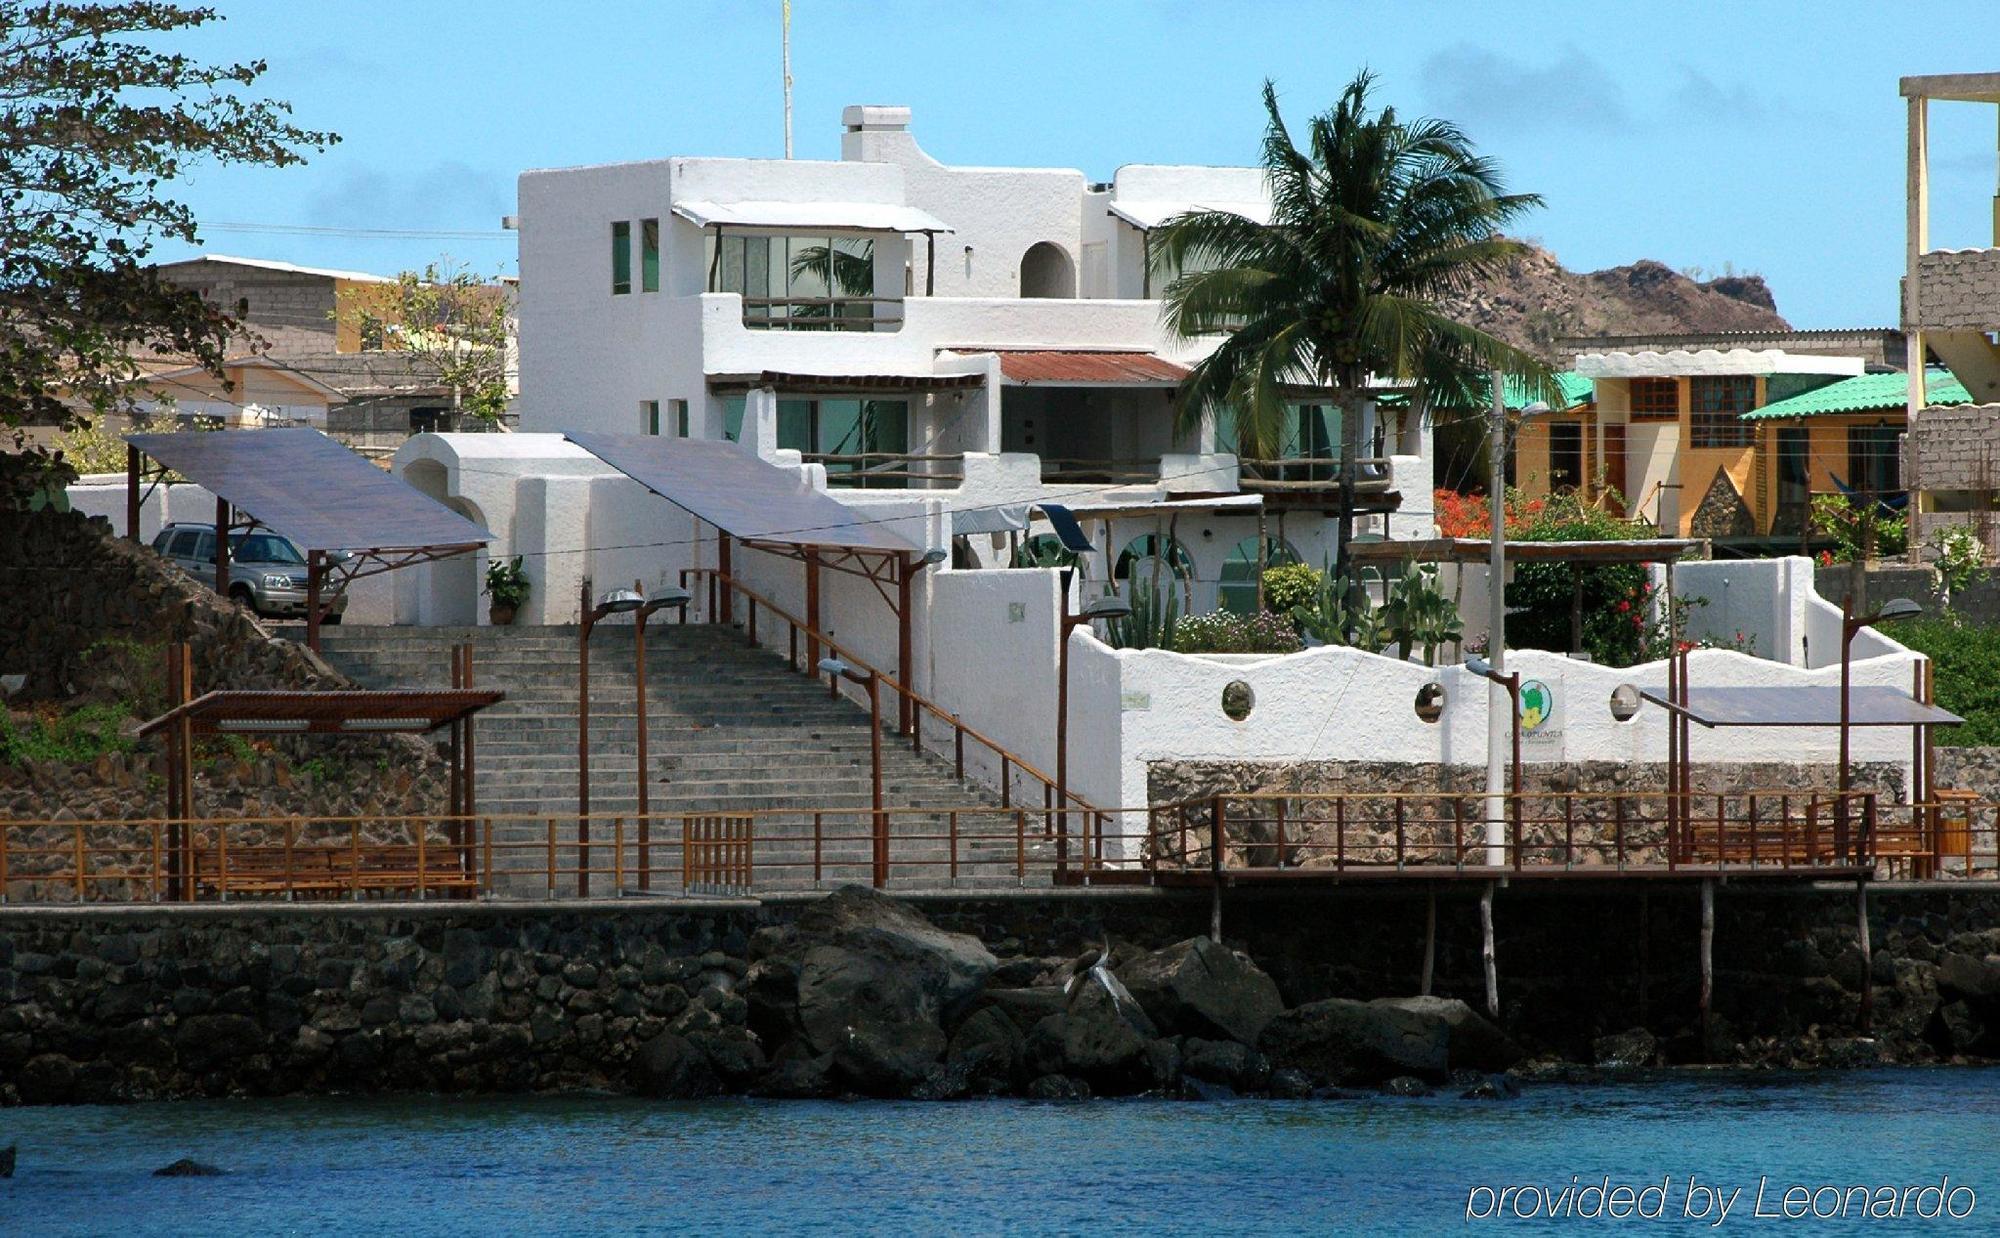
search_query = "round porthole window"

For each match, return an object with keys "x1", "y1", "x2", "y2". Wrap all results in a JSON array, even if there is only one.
[
  {"x1": 1222, "y1": 680, "x2": 1255, "y2": 721},
  {"x1": 1609, "y1": 683, "x2": 1642, "y2": 723},
  {"x1": 1415, "y1": 681, "x2": 1445, "y2": 723}
]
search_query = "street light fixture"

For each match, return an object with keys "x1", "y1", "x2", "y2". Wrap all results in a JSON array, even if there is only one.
[
  {"x1": 820, "y1": 656, "x2": 888, "y2": 887},
  {"x1": 1837, "y1": 595, "x2": 1922, "y2": 857},
  {"x1": 1056, "y1": 587, "x2": 1133, "y2": 872},
  {"x1": 631, "y1": 583, "x2": 692, "y2": 892},
  {"x1": 577, "y1": 582, "x2": 648, "y2": 899},
  {"x1": 1465, "y1": 653, "x2": 1523, "y2": 866}
]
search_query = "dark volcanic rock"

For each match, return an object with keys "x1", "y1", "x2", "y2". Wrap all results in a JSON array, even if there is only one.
[
  {"x1": 0, "y1": 1144, "x2": 13, "y2": 1178},
  {"x1": 1025, "y1": 1073, "x2": 1090, "y2": 1100},
  {"x1": 1592, "y1": 1028, "x2": 1662, "y2": 1069},
  {"x1": 632, "y1": 1032, "x2": 723, "y2": 1099},
  {"x1": 1258, "y1": 998, "x2": 1450, "y2": 1086},
  {"x1": 1120, "y1": 938, "x2": 1285, "y2": 1046},
  {"x1": 1370, "y1": 997, "x2": 1524, "y2": 1072},
  {"x1": 152, "y1": 1158, "x2": 224, "y2": 1177},
  {"x1": 1061, "y1": 971, "x2": 1157, "y2": 1090},
  {"x1": 1380, "y1": 1075, "x2": 1431, "y2": 1097},
  {"x1": 947, "y1": 1006, "x2": 1023, "y2": 1092}
]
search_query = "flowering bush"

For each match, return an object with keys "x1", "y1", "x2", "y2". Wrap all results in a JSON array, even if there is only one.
[
  {"x1": 1171, "y1": 609, "x2": 1303, "y2": 655},
  {"x1": 1434, "y1": 487, "x2": 1545, "y2": 539}
]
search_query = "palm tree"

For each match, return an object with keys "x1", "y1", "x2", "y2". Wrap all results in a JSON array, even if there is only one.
[{"x1": 1156, "y1": 72, "x2": 1557, "y2": 609}]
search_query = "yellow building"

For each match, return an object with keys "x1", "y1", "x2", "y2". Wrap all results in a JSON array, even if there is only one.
[{"x1": 1511, "y1": 349, "x2": 1905, "y2": 544}]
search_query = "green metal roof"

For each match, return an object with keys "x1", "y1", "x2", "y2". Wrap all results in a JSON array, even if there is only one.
[
  {"x1": 1743, "y1": 367, "x2": 1969, "y2": 421},
  {"x1": 1506, "y1": 370, "x2": 1594, "y2": 412}
]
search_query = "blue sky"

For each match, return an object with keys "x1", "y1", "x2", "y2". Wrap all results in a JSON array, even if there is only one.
[{"x1": 160, "y1": 0, "x2": 2000, "y2": 329}]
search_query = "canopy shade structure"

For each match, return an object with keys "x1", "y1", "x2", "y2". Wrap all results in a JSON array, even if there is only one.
[
  {"x1": 1640, "y1": 686, "x2": 1963, "y2": 730},
  {"x1": 951, "y1": 504, "x2": 1030, "y2": 538},
  {"x1": 565, "y1": 433, "x2": 923, "y2": 557},
  {"x1": 1033, "y1": 503, "x2": 1097, "y2": 555},
  {"x1": 123, "y1": 428, "x2": 493, "y2": 652},
  {"x1": 125, "y1": 428, "x2": 489, "y2": 555},
  {"x1": 566, "y1": 433, "x2": 938, "y2": 736},
  {"x1": 672, "y1": 200, "x2": 952, "y2": 234},
  {"x1": 138, "y1": 688, "x2": 504, "y2": 738},
  {"x1": 1058, "y1": 494, "x2": 1263, "y2": 521}
]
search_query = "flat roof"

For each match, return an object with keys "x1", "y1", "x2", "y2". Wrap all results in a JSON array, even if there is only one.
[
  {"x1": 155, "y1": 253, "x2": 396, "y2": 284},
  {"x1": 138, "y1": 689, "x2": 504, "y2": 738},
  {"x1": 125, "y1": 428, "x2": 493, "y2": 555},
  {"x1": 1573, "y1": 349, "x2": 1867, "y2": 380},
  {"x1": 1107, "y1": 199, "x2": 1272, "y2": 230},
  {"x1": 1640, "y1": 685, "x2": 1962, "y2": 729},
  {"x1": 565, "y1": 432, "x2": 924, "y2": 557}
]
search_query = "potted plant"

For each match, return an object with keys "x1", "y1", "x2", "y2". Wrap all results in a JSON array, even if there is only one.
[{"x1": 483, "y1": 556, "x2": 530, "y2": 625}]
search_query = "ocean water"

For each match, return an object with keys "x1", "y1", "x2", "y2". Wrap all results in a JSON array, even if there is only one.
[{"x1": 1, "y1": 1070, "x2": 1994, "y2": 1235}]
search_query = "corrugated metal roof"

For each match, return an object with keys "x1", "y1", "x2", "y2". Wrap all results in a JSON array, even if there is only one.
[
  {"x1": 1744, "y1": 367, "x2": 1971, "y2": 420},
  {"x1": 994, "y1": 350, "x2": 1189, "y2": 386},
  {"x1": 565, "y1": 432, "x2": 924, "y2": 556},
  {"x1": 124, "y1": 428, "x2": 492, "y2": 554}
]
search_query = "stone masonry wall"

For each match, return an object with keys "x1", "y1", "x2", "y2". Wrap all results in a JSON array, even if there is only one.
[
  {"x1": 0, "y1": 510, "x2": 449, "y2": 898},
  {"x1": 2, "y1": 884, "x2": 1998, "y2": 1104}
]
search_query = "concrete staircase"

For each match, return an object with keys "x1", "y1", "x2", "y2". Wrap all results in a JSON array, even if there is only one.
[{"x1": 316, "y1": 623, "x2": 1045, "y2": 894}]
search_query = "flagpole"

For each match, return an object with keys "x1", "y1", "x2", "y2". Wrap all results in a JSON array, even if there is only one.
[{"x1": 782, "y1": 0, "x2": 793, "y2": 158}]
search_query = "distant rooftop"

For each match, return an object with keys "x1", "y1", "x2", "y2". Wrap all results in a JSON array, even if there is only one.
[{"x1": 155, "y1": 253, "x2": 397, "y2": 284}]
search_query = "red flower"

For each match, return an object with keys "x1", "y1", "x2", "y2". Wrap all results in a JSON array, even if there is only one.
[{"x1": 1618, "y1": 600, "x2": 1631, "y2": 613}]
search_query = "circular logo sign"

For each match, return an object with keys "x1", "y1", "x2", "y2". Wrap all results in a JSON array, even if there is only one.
[{"x1": 1519, "y1": 679, "x2": 1554, "y2": 731}]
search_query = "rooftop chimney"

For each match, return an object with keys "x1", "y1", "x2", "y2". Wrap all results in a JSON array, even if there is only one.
[{"x1": 842, "y1": 105, "x2": 911, "y2": 133}]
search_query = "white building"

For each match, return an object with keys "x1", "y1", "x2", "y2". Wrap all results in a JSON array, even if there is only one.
[{"x1": 509, "y1": 103, "x2": 1432, "y2": 604}]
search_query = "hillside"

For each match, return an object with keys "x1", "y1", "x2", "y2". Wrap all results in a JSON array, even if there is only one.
[{"x1": 1441, "y1": 244, "x2": 1791, "y2": 361}]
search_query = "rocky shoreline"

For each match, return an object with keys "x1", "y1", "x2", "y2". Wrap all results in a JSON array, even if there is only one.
[{"x1": 4, "y1": 887, "x2": 1998, "y2": 1107}]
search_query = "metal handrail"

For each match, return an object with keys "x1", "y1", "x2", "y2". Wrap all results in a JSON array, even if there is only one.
[{"x1": 680, "y1": 567, "x2": 1099, "y2": 819}]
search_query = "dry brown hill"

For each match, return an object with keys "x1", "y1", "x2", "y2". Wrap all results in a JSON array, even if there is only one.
[{"x1": 1441, "y1": 243, "x2": 1791, "y2": 361}]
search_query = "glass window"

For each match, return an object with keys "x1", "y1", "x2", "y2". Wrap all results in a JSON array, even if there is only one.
[
  {"x1": 611, "y1": 221, "x2": 631, "y2": 295},
  {"x1": 776, "y1": 399, "x2": 813, "y2": 453},
  {"x1": 723, "y1": 397, "x2": 745, "y2": 443},
  {"x1": 1114, "y1": 533, "x2": 1195, "y2": 581},
  {"x1": 1848, "y1": 425, "x2": 1901, "y2": 496},
  {"x1": 1689, "y1": 377, "x2": 1754, "y2": 448},
  {"x1": 768, "y1": 397, "x2": 909, "y2": 486},
  {"x1": 1629, "y1": 378, "x2": 1678, "y2": 419},
  {"x1": 671, "y1": 399, "x2": 690, "y2": 437},
  {"x1": 642, "y1": 400, "x2": 660, "y2": 435},
  {"x1": 1219, "y1": 536, "x2": 1301, "y2": 614},
  {"x1": 191, "y1": 531, "x2": 215, "y2": 562},
  {"x1": 640, "y1": 219, "x2": 659, "y2": 293},
  {"x1": 166, "y1": 530, "x2": 199, "y2": 557},
  {"x1": 230, "y1": 533, "x2": 302, "y2": 564},
  {"x1": 709, "y1": 232, "x2": 878, "y2": 329}
]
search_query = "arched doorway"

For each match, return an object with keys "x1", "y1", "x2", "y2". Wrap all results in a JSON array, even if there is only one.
[
  {"x1": 402, "y1": 458, "x2": 484, "y2": 626},
  {"x1": 1218, "y1": 536, "x2": 1301, "y2": 614},
  {"x1": 1019, "y1": 242, "x2": 1075, "y2": 299}
]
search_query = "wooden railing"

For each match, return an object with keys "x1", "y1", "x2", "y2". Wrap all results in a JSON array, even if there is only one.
[
  {"x1": 0, "y1": 806, "x2": 1056, "y2": 904},
  {"x1": 1236, "y1": 456, "x2": 1395, "y2": 494},
  {"x1": 799, "y1": 451, "x2": 965, "y2": 489},
  {"x1": 740, "y1": 296, "x2": 901, "y2": 331},
  {"x1": 680, "y1": 568, "x2": 1105, "y2": 833},
  {"x1": 1111, "y1": 788, "x2": 1989, "y2": 882}
]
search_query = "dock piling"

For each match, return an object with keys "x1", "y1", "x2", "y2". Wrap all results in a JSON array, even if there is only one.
[{"x1": 1480, "y1": 881, "x2": 1498, "y2": 1019}]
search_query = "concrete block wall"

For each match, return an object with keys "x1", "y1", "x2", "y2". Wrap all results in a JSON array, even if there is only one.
[
  {"x1": 1912, "y1": 405, "x2": 2000, "y2": 490},
  {"x1": 1911, "y1": 250, "x2": 2000, "y2": 332}
]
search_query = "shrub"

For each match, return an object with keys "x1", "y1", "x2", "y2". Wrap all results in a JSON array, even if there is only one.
[
  {"x1": 1171, "y1": 610, "x2": 1302, "y2": 655},
  {"x1": 0, "y1": 702, "x2": 135, "y2": 766},
  {"x1": 1260, "y1": 562, "x2": 1322, "y2": 616},
  {"x1": 1891, "y1": 618, "x2": 2000, "y2": 747},
  {"x1": 483, "y1": 556, "x2": 531, "y2": 609},
  {"x1": 1810, "y1": 494, "x2": 1906, "y2": 563},
  {"x1": 1103, "y1": 578, "x2": 1178, "y2": 651}
]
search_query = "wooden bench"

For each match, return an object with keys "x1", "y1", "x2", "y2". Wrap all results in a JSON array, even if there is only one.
[{"x1": 192, "y1": 842, "x2": 479, "y2": 899}]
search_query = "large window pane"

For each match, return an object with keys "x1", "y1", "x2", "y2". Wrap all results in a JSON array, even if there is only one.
[
  {"x1": 640, "y1": 219, "x2": 659, "y2": 292},
  {"x1": 861, "y1": 399, "x2": 907, "y2": 455},
  {"x1": 776, "y1": 399, "x2": 813, "y2": 453},
  {"x1": 723, "y1": 397, "x2": 745, "y2": 443},
  {"x1": 610, "y1": 221, "x2": 631, "y2": 295}
]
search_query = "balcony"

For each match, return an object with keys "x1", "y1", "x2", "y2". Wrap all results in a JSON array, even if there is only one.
[
  {"x1": 802, "y1": 450, "x2": 964, "y2": 489},
  {"x1": 741, "y1": 295, "x2": 904, "y2": 332}
]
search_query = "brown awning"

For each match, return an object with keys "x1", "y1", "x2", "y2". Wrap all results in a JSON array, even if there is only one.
[
  {"x1": 125, "y1": 428, "x2": 491, "y2": 555},
  {"x1": 565, "y1": 432, "x2": 925, "y2": 556},
  {"x1": 1638, "y1": 685, "x2": 1962, "y2": 729},
  {"x1": 138, "y1": 689, "x2": 505, "y2": 737},
  {"x1": 993, "y1": 350, "x2": 1189, "y2": 386}
]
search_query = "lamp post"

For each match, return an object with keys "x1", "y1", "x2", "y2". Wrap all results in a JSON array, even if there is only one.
[
  {"x1": 1483, "y1": 377, "x2": 1547, "y2": 868},
  {"x1": 578, "y1": 581, "x2": 645, "y2": 897},
  {"x1": 1466, "y1": 654, "x2": 1523, "y2": 867},
  {"x1": 1056, "y1": 579, "x2": 1131, "y2": 873},
  {"x1": 819, "y1": 657, "x2": 885, "y2": 887},
  {"x1": 1837, "y1": 594, "x2": 1922, "y2": 859},
  {"x1": 632, "y1": 582, "x2": 692, "y2": 892}
]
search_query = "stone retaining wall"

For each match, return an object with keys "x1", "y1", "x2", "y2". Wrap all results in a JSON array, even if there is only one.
[{"x1": 2, "y1": 883, "x2": 1997, "y2": 1105}]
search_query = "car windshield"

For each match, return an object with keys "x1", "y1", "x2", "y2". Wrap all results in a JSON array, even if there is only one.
[{"x1": 230, "y1": 533, "x2": 304, "y2": 564}]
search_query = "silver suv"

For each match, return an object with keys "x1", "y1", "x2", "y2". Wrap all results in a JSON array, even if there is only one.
[{"x1": 151, "y1": 522, "x2": 348, "y2": 621}]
